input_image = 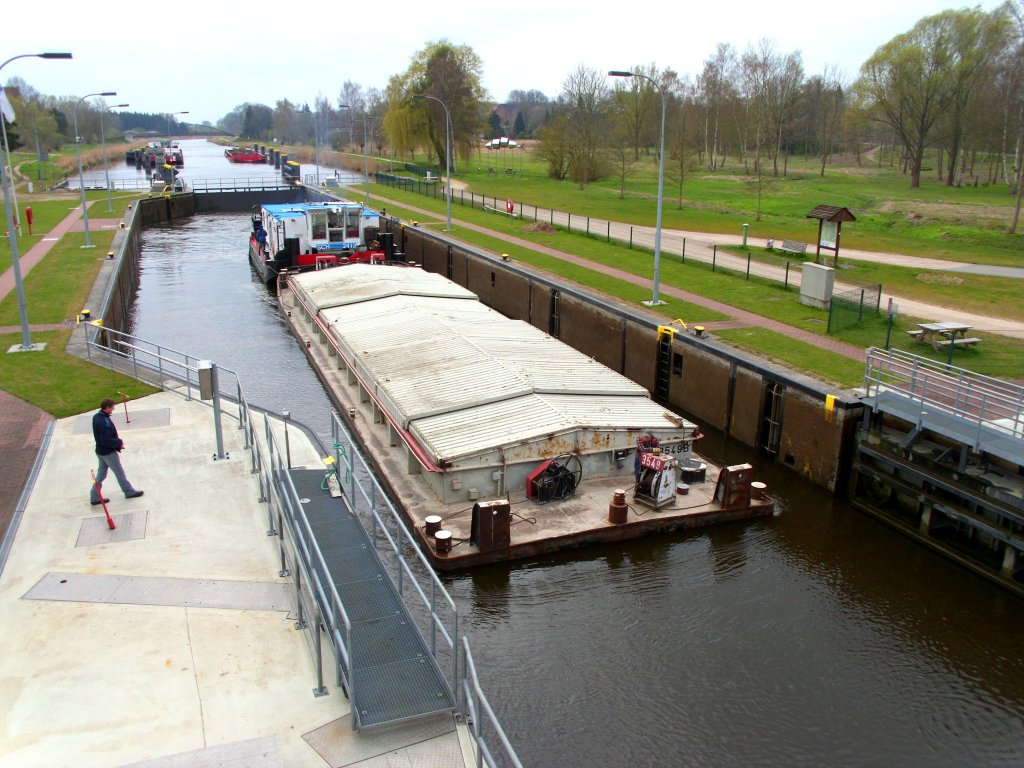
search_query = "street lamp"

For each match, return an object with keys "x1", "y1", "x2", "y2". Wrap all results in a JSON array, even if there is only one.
[
  {"x1": 311, "y1": 110, "x2": 320, "y2": 186},
  {"x1": 609, "y1": 70, "x2": 667, "y2": 306},
  {"x1": 0, "y1": 52, "x2": 72, "y2": 351},
  {"x1": 412, "y1": 94, "x2": 452, "y2": 232},
  {"x1": 166, "y1": 111, "x2": 188, "y2": 143},
  {"x1": 100, "y1": 103, "x2": 129, "y2": 212},
  {"x1": 74, "y1": 91, "x2": 116, "y2": 249}
]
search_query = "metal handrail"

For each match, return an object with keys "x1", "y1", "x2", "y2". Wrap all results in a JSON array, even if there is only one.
[
  {"x1": 190, "y1": 176, "x2": 292, "y2": 193},
  {"x1": 329, "y1": 414, "x2": 460, "y2": 692},
  {"x1": 80, "y1": 323, "x2": 521, "y2": 762},
  {"x1": 864, "y1": 347, "x2": 1024, "y2": 438}
]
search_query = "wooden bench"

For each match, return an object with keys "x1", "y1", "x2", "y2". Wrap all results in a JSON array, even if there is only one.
[
  {"x1": 906, "y1": 330, "x2": 924, "y2": 340},
  {"x1": 937, "y1": 337, "x2": 981, "y2": 348},
  {"x1": 779, "y1": 239, "x2": 808, "y2": 255}
]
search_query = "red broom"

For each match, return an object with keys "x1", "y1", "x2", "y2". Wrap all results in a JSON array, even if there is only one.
[{"x1": 90, "y1": 469, "x2": 116, "y2": 530}]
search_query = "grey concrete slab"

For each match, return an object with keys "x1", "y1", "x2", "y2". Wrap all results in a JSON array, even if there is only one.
[
  {"x1": 114, "y1": 735, "x2": 283, "y2": 768},
  {"x1": 24, "y1": 571, "x2": 294, "y2": 611}
]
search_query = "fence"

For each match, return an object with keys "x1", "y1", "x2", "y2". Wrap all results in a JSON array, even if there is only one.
[
  {"x1": 80, "y1": 322, "x2": 522, "y2": 766},
  {"x1": 374, "y1": 172, "x2": 809, "y2": 293},
  {"x1": 827, "y1": 284, "x2": 882, "y2": 333}
]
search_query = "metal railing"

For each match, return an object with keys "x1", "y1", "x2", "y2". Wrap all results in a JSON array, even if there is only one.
[
  {"x1": 374, "y1": 172, "x2": 815, "y2": 294},
  {"x1": 190, "y1": 176, "x2": 294, "y2": 193},
  {"x1": 863, "y1": 347, "x2": 1024, "y2": 439},
  {"x1": 327, "y1": 414, "x2": 459, "y2": 691},
  {"x1": 81, "y1": 321, "x2": 522, "y2": 766}
]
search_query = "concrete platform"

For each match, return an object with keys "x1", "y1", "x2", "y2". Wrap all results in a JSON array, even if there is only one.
[{"x1": 0, "y1": 391, "x2": 470, "y2": 768}]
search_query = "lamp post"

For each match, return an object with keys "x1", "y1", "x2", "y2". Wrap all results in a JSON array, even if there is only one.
[
  {"x1": 362, "y1": 114, "x2": 372, "y2": 202},
  {"x1": 609, "y1": 70, "x2": 666, "y2": 305},
  {"x1": 100, "y1": 103, "x2": 128, "y2": 212},
  {"x1": 74, "y1": 91, "x2": 116, "y2": 249},
  {"x1": 0, "y1": 52, "x2": 72, "y2": 351},
  {"x1": 312, "y1": 110, "x2": 320, "y2": 186},
  {"x1": 413, "y1": 94, "x2": 452, "y2": 232},
  {"x1": 165, "y1": 111, "x2": 188, "y2": 144}
]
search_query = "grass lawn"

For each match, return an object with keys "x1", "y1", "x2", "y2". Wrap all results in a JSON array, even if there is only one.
[
  {"x1": 401, "y1": 146, "x2": 1023, "y2": 268},
  {"x1": 0, "y1": 329, "x2": 157, "y2": 418},
  {"x1": 368, "y1": 183, "x2": 1024, "y2": 385}
]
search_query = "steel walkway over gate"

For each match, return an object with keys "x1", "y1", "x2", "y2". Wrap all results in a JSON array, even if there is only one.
[{"x1": 286, "y1": 468, "x2": 455, "y2": 729}]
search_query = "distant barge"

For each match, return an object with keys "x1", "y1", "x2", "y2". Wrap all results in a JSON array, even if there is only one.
[{"x1": 278, "y1": 263, "x2": 774, "y2": 570}]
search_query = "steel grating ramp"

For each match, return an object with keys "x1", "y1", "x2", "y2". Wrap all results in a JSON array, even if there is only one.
[
  {"x1": 288, "y1": 470, "x2": 455, "y2": 729},
  {"x1": 868, "y1": 390, "x2": 1024, "y2": 467}
]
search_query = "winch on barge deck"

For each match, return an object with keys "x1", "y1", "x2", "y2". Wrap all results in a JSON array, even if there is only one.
[{"x1": 279, "y1": 264, "x2": 775, "y2": 570}]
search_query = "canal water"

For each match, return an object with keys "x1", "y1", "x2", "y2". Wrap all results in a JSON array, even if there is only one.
[{"x1": 128, "y1": 141, "x2": 1024, "y2": 768}]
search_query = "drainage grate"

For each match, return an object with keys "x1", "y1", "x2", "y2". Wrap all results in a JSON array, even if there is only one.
[{"x1": 77, "y1": 510, "x2": 148, "y2": 546}]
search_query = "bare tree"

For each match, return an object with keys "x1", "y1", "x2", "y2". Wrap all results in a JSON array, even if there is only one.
[
  {"x1": 814, "y1": 65, "x2": 847, "y2": 176},
  {"x1": 560, "y1": 65, "x2": 610, "y2": 187},
  {"x1": 1007, "y1": 0, "x2": 1024, "y2": 232},
  {"x1": 337, "y1": 80, "x2": 365, "y2": 145},
  {"x1": 697, "y1": 44, "x2": 736, "y2": 171},
  {"x1": 609, "y1": 63, "x2": 659, "y2": 160}
]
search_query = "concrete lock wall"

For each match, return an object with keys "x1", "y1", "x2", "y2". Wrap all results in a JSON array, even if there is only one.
[{"x1": 396, "y1": 223, "x2": 862, "y2": 494}]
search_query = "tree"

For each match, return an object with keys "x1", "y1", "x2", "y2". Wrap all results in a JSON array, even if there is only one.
[
  {"x1": 804, "y1": 66, "x2": 847, "y2": 176},
  {"x1": 697, "y1": 44, "x2": 736, "y2": 170},
  {"x1": 1005, "y1": 0, "x2": 1024, "y2": 232},
  {"x1": 607, "y1": 116, "x2": 637, "y2": 198},
  {"x1": 385, "y1": 40, "x2": 486, "y2": 173},
  {"x1": 272, "y1": 100, "x2": 303, "y2": 144},
  {"x1": 487, "y1": 110, "x2": 503, "y2": 138},
  {"x1": 858, "y1": 13, "x2": 962, "y2": 188},
  {"x1": 937, "y1": 7, "x2": 1012, "y2": 186},
  {"x1": 240, "y1": 103, "x2": 273, "y2": 140},
  {"x1": 609, "y1": 63, "x2": 660, "y2": 160},
  {"x1": 559, "y1": 65, "x2": 611, "y2": 187},
  {"x1": 663, "y1": 72, "x2": 700, "y2": 207},
  {"x1": 507, "y1": 89, "x2": 549, "y2": 105},
  {"x1": 512, "y1": 110, "x2": 527, "y2": 137},
  {"x1": 535, "y1": 112, "x2": 571, "y2": 180}
]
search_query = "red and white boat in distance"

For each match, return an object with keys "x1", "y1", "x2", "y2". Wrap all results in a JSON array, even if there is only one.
[{"x1": 225, "y1": 146, "x2": 266, "y2": 163}]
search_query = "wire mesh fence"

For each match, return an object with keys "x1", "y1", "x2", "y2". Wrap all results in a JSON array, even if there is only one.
[{"x1": 827, "y1": 284, "x2": 883, "y2": 333}]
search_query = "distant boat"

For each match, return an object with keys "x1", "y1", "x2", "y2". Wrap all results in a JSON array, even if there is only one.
[{"x1": 225, "y1": 147, "x2": 265, "y2": 163}]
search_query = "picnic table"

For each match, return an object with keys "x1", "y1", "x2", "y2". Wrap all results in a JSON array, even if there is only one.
[{"x1": 907, "y1": 322, "x2": 981, "y2": 350}]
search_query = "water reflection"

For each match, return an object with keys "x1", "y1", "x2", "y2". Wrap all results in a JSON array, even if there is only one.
[{"x1": 70, "y1": 137, "x2": 363, "y2": 189}]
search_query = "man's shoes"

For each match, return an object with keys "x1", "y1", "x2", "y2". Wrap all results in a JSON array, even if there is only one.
[
  {"x1": 126, "y1": 490, "x2": 144, "y2": 499},
  {"x1": 90, "y1": 498, "x2": 110, "y2": 506}
]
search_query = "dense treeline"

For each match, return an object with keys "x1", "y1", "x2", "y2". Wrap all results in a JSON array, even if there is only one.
[
  {"x1": 3, "y1": 3, "x2": 1021, "y2": 231},
  {"x1": 0, "y1": 78, "x2": 197, "y2": 152}
]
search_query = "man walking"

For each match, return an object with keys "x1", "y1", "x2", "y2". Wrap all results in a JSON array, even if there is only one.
[{"x1": 90, "y1": 397, "x2": 144, "y2": 505}]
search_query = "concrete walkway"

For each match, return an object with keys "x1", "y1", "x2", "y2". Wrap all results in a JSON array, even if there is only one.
[{"x1": 0, "y1": 391, "x2": 469, "y2": 768}]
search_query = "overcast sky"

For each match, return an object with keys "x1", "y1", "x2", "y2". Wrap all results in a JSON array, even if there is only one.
[{"x1": 4, "y1": 0, "x2": 1011, "y2": 125}]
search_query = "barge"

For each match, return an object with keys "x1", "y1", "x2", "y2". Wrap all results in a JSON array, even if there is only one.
[
  {"x1": 225, "y1": 146, "x2": 266, "y2": 163},
  {"x1": 249, "y1": 201, "x2": 386, "y2": 283},
  {"x1": 279, "y1": 263, "x2": 775, "y2": 570},
  {"x1": 852, "y1": 348, "x2": 1024, "y2": 597}
]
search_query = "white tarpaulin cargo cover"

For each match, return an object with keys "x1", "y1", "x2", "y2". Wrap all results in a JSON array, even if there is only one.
[{"x1": 291, "y1": 265, "x2": 697, "y2": 465}]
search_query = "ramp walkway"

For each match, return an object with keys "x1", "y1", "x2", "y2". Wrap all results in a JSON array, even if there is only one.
[{"x1": 287, "y1": 468, "x2": 455, "y2": 728}]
